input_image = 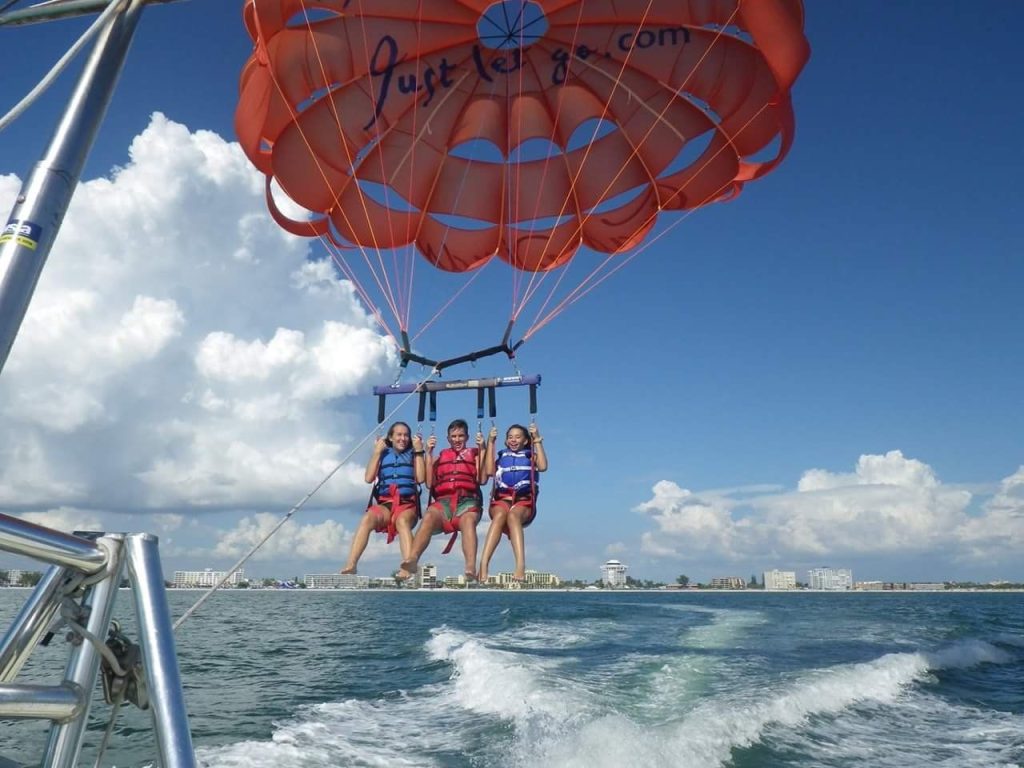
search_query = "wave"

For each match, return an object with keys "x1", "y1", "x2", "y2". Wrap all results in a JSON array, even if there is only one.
[
  {"x1": 433, "y1": 631, "x2": 1018, "y2": 768},
  {"x1": 195, "y1": 627, "x2": 1019, "y2": 768}
]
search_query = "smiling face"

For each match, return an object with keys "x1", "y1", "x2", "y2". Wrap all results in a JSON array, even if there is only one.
[
  {"x1": 447, "y1": 426, "x2": 468, "y2": 451},
  {"x1": 505, "y1": 426, "x2": 529, "y2": 451},
  {"x1": 388, "y1": 423, "x2": 412, "y2": 451}
]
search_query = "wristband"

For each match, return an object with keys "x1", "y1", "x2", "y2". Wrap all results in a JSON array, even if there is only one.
[{"x1": 413, "y1": 450, "x2": 425, "y2": 456}]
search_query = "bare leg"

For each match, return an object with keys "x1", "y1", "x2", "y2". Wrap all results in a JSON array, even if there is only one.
[
  {"x1": 394, "y1": 509, "x2": 418, "y2": 564},
  {"x1": 477, "y1": 504, "x2": 508, "y2": 583},
  {"x1": 460, "y1": 510, "x2": 480, "y2": 580},
  {"x1": 397, "y1": 508, "x2": 442, "y2": 580},
  {"x1": 507, "y1": 505, "x2": 529, "y2": 580},
  {"x1": 341, "y1": 508, "x2": 384, "y2": 574}
]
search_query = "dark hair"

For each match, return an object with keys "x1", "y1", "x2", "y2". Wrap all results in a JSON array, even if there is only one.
[
  {"x1": 447, "y1": 418, "x2": 469, "y2": 435},
  {"x1": 385, "y1": 421, "x2": 412, "y2": 450},
  {"x1": 506, "y1": 423, "x2": 531, "y2": 447}
]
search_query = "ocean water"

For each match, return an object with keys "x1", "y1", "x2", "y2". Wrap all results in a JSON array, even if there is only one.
[{"x1": 1, "y1": 589, "x2": 1023, "y2": 767}]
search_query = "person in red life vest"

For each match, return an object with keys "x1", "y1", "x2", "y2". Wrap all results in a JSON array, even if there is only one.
[
  {"x1": 477, "y1": 422, "x2": 548, "y2": 583},
  {"x1": 396, "y1": 418, "x2": 486, "y2": 581},
  {"x1": 340, "y1": 421, "x2": 425, "y2": 574}
]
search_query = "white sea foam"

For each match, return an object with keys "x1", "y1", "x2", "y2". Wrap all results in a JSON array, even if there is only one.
[
  {"x1": 427, "y1": 627, "x2": 589, "y2": 721},
  {"x1": 492, "y1": 618, "x2": 613, "y2": 650},
  {"x1": 926, "y1": 638, "x2": 1012, "y2": 668},
  {"x1": 682, "y1": 610, "x2": 767, "y2": 649},
  {"x1": 769, "y1": 693, "x2": 1024, "y2": 767},
  {"x1": 196, "y1": 629, "x2": 1019, "y2": 768},
  {"x1": 503, "y1": 638, "x2": 1019, "y2": 768},
  {"x1": 196, "y1": 693, "x2": 461, "y2": 767}
]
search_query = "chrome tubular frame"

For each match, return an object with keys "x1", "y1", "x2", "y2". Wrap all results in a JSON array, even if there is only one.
[
  {"x1": 1, "y1": 0, "x2": 198, "y2": 764},
  {"x1": 0, "y1": 516, "x2": 196, "y2": 767}
]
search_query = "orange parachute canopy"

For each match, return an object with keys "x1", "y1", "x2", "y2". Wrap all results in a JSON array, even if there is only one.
[{"x1": 236, "y1": 0, "x2": 809, "y2": 275}]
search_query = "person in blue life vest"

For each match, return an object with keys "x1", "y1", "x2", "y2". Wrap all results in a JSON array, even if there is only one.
[
  {"x1": 341, "y1": 421, "x2": 425, "y2": 574},
  {"x1": 477, "y1": 423, "x2": 548, "y2": 583},
  {"x1": 396, "y1": 418, "x2": 486, "y2": 581}
]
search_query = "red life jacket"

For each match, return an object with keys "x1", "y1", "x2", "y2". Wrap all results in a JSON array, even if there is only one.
[
  {"x1": 432, "y1": 447, "x2": 480, "y2": 555},
  {"x1": 432, "y1": 447, "x2": 479, "y2": 497}
]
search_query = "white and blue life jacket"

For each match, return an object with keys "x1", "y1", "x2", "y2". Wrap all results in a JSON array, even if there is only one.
[{"x1": 494, "y1": 448, "x2": 535, "y2": 498}]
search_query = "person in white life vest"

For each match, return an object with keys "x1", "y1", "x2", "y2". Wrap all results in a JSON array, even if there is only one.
[
  {"x1": 341, "y1": 421, "x2": 425, "y2": 574},
  {"x1": 478, "y1": 422, "x2": 548, "y2": 582},
  {"x1": 397, "y1": 418, "x2": 486, "y2": 581}
]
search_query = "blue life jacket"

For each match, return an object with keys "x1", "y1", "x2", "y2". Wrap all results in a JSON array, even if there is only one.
[
  {"x1": 494, "y1": 448, "x2": 535, "y2": 497},
  {"x1": 375, "y1": 448, "x2": 417, "y2": 500}
]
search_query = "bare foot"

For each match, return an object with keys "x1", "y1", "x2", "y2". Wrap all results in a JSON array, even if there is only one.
[
  {"x1": 478, "y1": 568, "x2": 488, "y2": 583},
  {"x1": 340, "y1": 565, "x2": 357, "y2": 575},
  {"x1": 513, "y1": 568, "x2": 526, "y2": 581},
  {"x1": 396, "y1": 559, "x2": 418, "y2": 581},
  {"x1": 464, "y1": 569, "x2": 477, "y2": 582}
]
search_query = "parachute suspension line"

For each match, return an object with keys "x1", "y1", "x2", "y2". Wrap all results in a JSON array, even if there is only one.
[
  {"x1": 510, "y1": 0, "x2": 661, "y2": 326},
  {"x1": 523, "y1": 99, "x2": 773, "y2": 341},
  {"x1": 507, "y1": 0, "x2": 557, "y2": 317},
  {"x1": 250, "y1": 11, "x2": 406, "y2": 330},
  {"x1": 536, "y1": 4, "x2": 743, "y2": 263},
  {"x1": 289, "y1": 0, "x2": 406, "y2": 327},
  {"x1": 399, "y1": 0, "x2": 429, "y2": 332},
  {"x1": 518, "y1": 5, "x2": 748, "y2": 339},
  {"x1": 315, "y1": 3, "x2": 501, "y2": 344},
  {"x1": 371, "y1": 62, "x2": 512, "y2": 347},
  {"x1": 509, "y1": 0, "x2": 589, "y2": 318},
  {"x1": 410, "y1": 263, "x2": 485, "y2": 343},
  {"x1": 317, "y1": 234, "x2": 399, "y2": 347},
  {"x1": 513, "y1": 1, "x2": 741, "y2": 335},
  {"x1": 350, "y1": 5, "x2": 415, "y2": 326},
  {"x1": 173, "y1": 368, "x2": 437, "y2": 631},
  {"x1": 388, "y1": 65, "x2": 480, "y2": 336},
  {"x1": 0, "y1": 0, "x2": 132, "y2": 133}
]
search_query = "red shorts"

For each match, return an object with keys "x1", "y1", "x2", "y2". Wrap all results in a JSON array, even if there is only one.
[
  {"x1": 370, "y1": 498, "x2": 418, "y2": 533},
  {"x1": 489, "y1": 494, "x2": 536, "y2": 528}
]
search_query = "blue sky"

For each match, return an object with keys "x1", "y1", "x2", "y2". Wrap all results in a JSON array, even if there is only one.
[{"x1": 1, "y1": 2, "x2": 1022, "y2": 584}]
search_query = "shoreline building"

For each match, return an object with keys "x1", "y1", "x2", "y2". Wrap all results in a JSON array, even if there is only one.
[
  {"x1": 808, "y1": 567, "x2": 853, "y2": 591},
  {"x1": 601, "y1": 560, "x2": 628, "y2": 588},
  {"x1": 763, "y1": 570, "x2": 797, "y2": 591},
  {"x1": 305, "y1": 573, "x2": 370, "y2": 589},
  {"x1": 710, "y1": 576, "x2": 745, "y2": 590},
  {"x1": 419, "y1": 563, "x2": 438, "y2": 588},
  {"x1": 172, "y1": 568, "x2": 245, "y2": 588},
  {"x1": 482, "y1": 570, "x2": 562, "y2": 589}
]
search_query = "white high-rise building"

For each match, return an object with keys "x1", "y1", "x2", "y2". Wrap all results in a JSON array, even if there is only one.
[
  {"x1": 763, "y1": 570, "x2": 797, "y2": 591},
  {"x1": 304, "y1": 573, "x2": 369, "y2": 589},
  {"x1": 601, "y1": 560, "x2": 628, "y2": 587},
  {"x1": 807, "y1": 567, "x2": 852, "y2": 591},
  {"x1": 172, "y1": 569, "x2": 245, "y2": 588},
  {"x1": 419, "y1": 563, "x2": 438, "y2": 588}
]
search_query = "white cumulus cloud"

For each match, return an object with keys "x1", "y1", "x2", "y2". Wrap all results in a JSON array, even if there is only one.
[
  {"x1": 636, "y1": 451, "x2": 1023, "y2": 567},
  {"x1": 0, "y1": 114, "x2": 396, "y2": 517},
  {"x1": 213, "y1": 513, "x2": 348, "y2": 561}
]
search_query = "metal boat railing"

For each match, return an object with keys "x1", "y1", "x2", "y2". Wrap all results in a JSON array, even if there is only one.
[
  {"x1": 0, "y1": 514, "x2": 196, "y2": 767},
  {"x1": 1, "y1": 2, "x2": 198, "y2": 762}
]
